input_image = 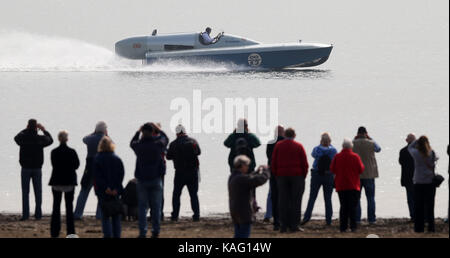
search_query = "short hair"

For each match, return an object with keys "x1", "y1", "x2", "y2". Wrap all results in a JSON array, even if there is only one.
[
  {"x1": 98, "y1": 136, "x2": 115, "y2": 153},
  {"x1": 27, "y1": 119, "x2": 37, "y2": 130},
  {"x1": 320, "y1": 132, "x2": 331, "y2": 146},
  {"x1": 142, "y1": 123, "x2": 154, "y2": 133},
  {"x1": 206, "y1": 27, "x2": 211, "y2": 33},
  {"x1": 285, "y1": 128, "x2": 296, "y2": 138},
  {"x1": 233, "y1": 155, "x2": 251, "y2": 169},
  {"x1": 357, "y1": 126, "x2": 367, "y2": 135},
  {"x1": 95, "y1": 121, "x2": 107, "y2": 134},
  {"x1": 342, "y1": 138, "x2": 353, "y2": 149},
  {"x1": 58, "y1": 130, "x2": 68, "y2": 143}
]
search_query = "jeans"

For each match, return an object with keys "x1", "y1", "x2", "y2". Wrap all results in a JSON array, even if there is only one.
[
  {"x1": 51, "y1": 189, "x2": 75, "y2": 238},
  {"x1": 356, "y1": 178, "x2": 376, "y2": 223},
  {"x1": 137, "y1": 178, "x2": 163, "y2": 237},
  {"x1": 414, "y1": 184, "x2": 436, "y2": 233},
  {"x1": 73, "y1": 181, "x2": 102, "y2": 219},
  {"x1": 234, "y1": 223, "x2": 252, "y2": 238},
  {"x1": 277, "y1": 176, "x2": 305, "y2": 230},
  {"x1": 338, "y1": 190, "x2": 360, "y2": 232},
  {"x1": 21, "y1": 168, "x2": 42, "y2": 219},
  {"x1": 264, "y1": 186, "x2": 272, "y2": 220},
  {"x1": 303, "y1": 171, "x2": 334, "y2": 225},
  {"x1": 171, "y1": 173, "x2": 200, "y2": 220},
  {"x1": 97, "y1": 197, "x2": 121, "y2": 238},
  {"x1": 405, "y1": 184, "x2": 415, "y2": 220},
  {"x1": 270, "y1": 176, "x2": 279, "y2": 227}
]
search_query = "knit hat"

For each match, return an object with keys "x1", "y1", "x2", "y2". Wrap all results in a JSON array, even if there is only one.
[{"x1": 175, "y1": 124, "x2": 186, "y2": 134}]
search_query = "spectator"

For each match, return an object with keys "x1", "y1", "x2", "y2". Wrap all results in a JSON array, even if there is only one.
[
  {"x1": 352, "y1": 126, "x2": 381, "y2": 224},
  {"x1": 74, "y1": 121, "x2": 108, "y2": 220},
  {"x1": 271, "y1": 128, "x2": 309, "y2": 233},
  {"x1": 94, "y1": 136, "x2": 124, "y2": 238},
  {"x1": 265, "y1": 125, "x2": 285, "y2": 230},
  {"x1": 408, "y1": 136, "x2": 439, "y2": 233},
  {"x1": 228, "y1": 155, "x2": 270, "y2": 238},
  {"x1": 224, "y1": 118, "x2": 261, "y2": 173},
  {"x1": 399, "y1": 133, "x2": 416, "y2": 222},
  {"x1": 166, "y1": 124, "x2": 201, "y2": 222},
  {"x1": 330, "y1": 138, "x2": 365, "y2": 232},
  {"x1": 49, "y1": 131, "x2": 80, "y2": 238},
  {"x1": 130, "y1": 123, "x2": 166, "y2": 238},
  {"x1": 14, "y1": 119, "x2": 53, "y2": 221},
  {"x1": 446, "y1": 145, "x2": 449, "y2": 224},
  {"x1": 149, "y1": 123, "x2": 169, "y2": 221},
  {"x1": 302, "y1": 132, "x2": 337, "y2": 226}
]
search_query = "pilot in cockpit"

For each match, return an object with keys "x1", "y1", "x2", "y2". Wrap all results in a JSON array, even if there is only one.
[{"x1": 200, "y1": 27, "x2": 222, "y2": 45}]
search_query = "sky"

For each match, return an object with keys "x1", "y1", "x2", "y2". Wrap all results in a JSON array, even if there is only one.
[{"x1": 1, "y1": 0, "x2": 448, "y2": 50}]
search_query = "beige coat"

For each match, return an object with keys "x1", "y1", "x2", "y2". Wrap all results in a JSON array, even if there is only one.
[{"x1": 352, "y1": 138, "x2": 380, "y2": 179}]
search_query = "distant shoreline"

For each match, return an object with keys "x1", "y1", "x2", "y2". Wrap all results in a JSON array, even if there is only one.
[{"x1": 1, "y1": 213, "x2": 448, "y2": 238}]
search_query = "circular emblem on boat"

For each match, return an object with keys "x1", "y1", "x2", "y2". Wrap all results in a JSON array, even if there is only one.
[{"x1": 248, "y1": 53, "x2": 262, "y2": 67}]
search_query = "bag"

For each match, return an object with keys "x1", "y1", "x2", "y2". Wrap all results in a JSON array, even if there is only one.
[
  {"x1": 234, "y1": 137, "x2": 252, "y2": 158},
  {"x1": 100, "y1": 195, "x2": 124, "y2": 217},
  {"x1": 432, "y1": 174, "x2": 445, "y2": 188},
  {"x1": 424, "y1": 151, "x2": 443, "y2": 188},
  {"x1": 316, "y1": 154, "x2": 332, "y2": 176}
]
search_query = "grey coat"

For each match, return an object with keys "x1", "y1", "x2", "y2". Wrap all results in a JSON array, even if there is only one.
[{"x1": 408, "y1": 140, "x2": 439, "y2": 185}]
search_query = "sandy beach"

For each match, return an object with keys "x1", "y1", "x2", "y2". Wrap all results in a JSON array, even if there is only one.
[{"x1": 0, "y1": 213, "x2": 448, "y2": 238}]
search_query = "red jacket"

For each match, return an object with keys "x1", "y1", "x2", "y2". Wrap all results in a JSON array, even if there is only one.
[
  {"x1": 330, "y1": 149, "x2": 365, "y2": 192},
  {"x1": 271, "y1": 139, "x2": 309, "y2": 177}
]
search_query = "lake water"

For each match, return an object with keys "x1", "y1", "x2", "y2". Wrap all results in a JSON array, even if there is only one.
[{"x1": 0, "y1": 0, "x2": 448, "y2": 219}]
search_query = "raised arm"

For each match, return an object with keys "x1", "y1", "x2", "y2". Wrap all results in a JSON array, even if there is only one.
[
  {"x1": 246, "y1": 167, "x2": 270, "y2": 188},
  {"x1": 130, "y1": 131, "x2": 140, "y2": 152}
]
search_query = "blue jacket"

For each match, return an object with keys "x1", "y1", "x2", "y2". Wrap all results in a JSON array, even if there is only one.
[
  {"x1": 83, "y1": 132, "x2": 105, "y2": 159},
  {"x1": 311, "y1": 145, "x2": 337, "y2": 170},
  {"x1": 130, "y1": 132, "x2": 166, "y2": 182},
  {"x1": 93, "y1": 152, "x2": 124, "y2": 198}
]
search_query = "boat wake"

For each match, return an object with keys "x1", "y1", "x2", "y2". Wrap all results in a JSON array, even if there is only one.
[{"x1": 0, "y1": 31, "x2": 242, "y2": 73}]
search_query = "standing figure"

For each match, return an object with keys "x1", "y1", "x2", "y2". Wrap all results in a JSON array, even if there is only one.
[
  {"x1": 399, "y1": 133, "x2": 416, "y2": 222},
  {"x1": 352, "y1": 126, "x2": 381, "y2": 224},
  {"x1": 49, "y1": 131, "x2": 80, "y2": 238},
  {"x1": 14, "y1": 119, "x2": 53, "y2": 221}
]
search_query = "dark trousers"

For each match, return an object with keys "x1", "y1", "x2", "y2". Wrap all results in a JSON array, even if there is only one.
[
  {"x1": 277, "y1": 176, "x2": 305, "y2": 230},
  {"x1": 338, "y1": 190, "x2": 360, "y2": 232},
  {"x1": 51, "y1": 189, "x2": 75, "y2": 238},
  {"x1": 404, "y1": 184, "x2": 415, "y2": 220},
  {"x1": 414, "y1": 184, "x2": 436, "y2": 233},
  {"x1": 234, "y1": 223, "x2": 252, "y2": 238},
  {"x1": 21, "y1": 168, "x2": 42, "y2": 219},
  {"x1": 270, "y1": 176, "x2": 279, "y2": 227},
  {"x1": 171, "y1": 173, "x2": 200, "y2": 220}
]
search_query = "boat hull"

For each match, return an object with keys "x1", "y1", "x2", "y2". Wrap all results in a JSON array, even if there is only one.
[{"x1": 145, "y1": 44, "x2": 333, "y2": 69}]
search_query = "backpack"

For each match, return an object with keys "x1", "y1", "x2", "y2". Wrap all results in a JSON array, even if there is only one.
[
  {"x1": 234, "y1": 136, "x2": 252, "y2": 159},
  {"x1": 316, "y1": 154, "x2": 332, "y2": 176}
]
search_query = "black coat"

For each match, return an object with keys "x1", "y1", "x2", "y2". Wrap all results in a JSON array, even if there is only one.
[
  {"x1": 93, "y1": 152, "x2": 125, "y2": 198},
  {"x1": 49, "y1": 144, "x2": 80, "y2": 186},
  {"x1": 166, "y1": 135, "x2": 201, "y2": 175},
  {"x1": 14, "y1": 129, "x2": 53, "y2": 169},
  {"x1": 399, "y1": 144, "x2": 415, "y2": 187},
  {"x1": 266, "y1": 136, "x2": 285, "y2": 166}
]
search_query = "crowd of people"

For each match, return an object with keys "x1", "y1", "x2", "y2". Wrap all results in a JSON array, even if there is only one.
[{"x1": 13, "y1": 118, "x2": 449, "y2": 238}]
